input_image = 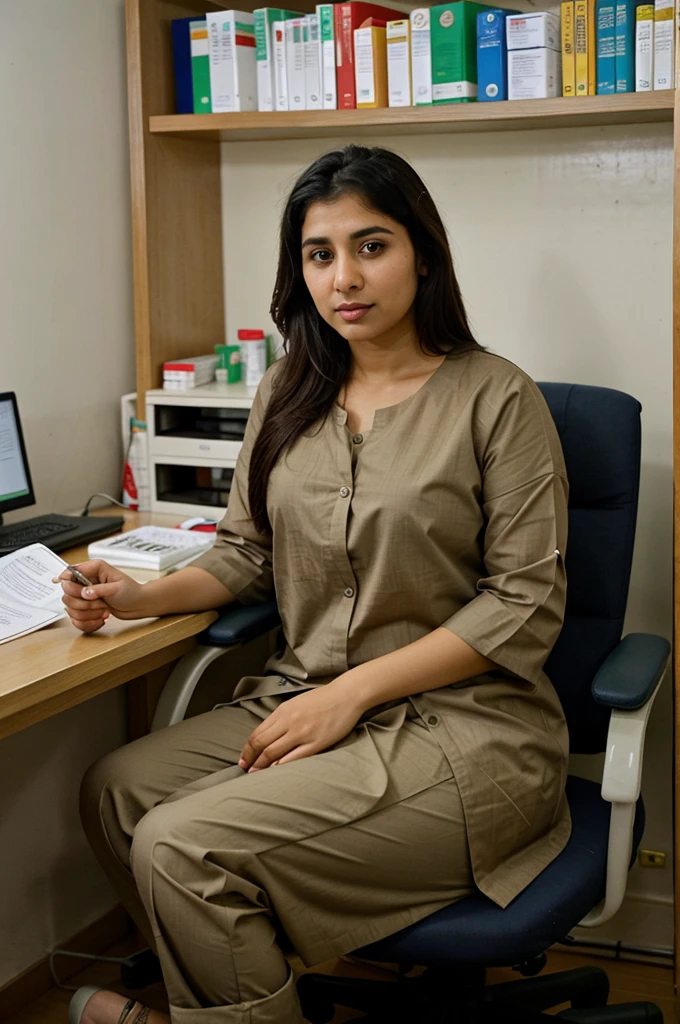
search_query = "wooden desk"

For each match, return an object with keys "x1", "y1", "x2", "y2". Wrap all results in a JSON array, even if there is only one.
[{"x1": 0, "y1": 510, "x2": 218, "y2": 740}]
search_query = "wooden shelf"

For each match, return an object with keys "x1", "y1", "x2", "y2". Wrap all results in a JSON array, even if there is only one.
[{"x1": 150, "y1": 91, "x2": 675, "y2": 142}]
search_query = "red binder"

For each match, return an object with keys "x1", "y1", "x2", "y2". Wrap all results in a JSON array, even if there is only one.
[{"x1": 334, "y1": 1, "x2": 403, "y2": 108}]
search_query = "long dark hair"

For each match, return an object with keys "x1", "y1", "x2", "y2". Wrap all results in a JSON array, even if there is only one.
[{"x1": 248, "y1": 144, "x2": 482, "y2": 535}]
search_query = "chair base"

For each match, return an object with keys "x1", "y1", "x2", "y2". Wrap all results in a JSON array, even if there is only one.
[
  {"x1": 296, "y1": 966, "x2": 663, "y2": 1024},
  {"x1": 119, "y1": 949, "x2": 663, "y2": 1024}
]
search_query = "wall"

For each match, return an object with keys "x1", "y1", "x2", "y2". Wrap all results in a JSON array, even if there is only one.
[
  {"x1": 0, "y1": 0, "x2": 135, "y2": 986},
  {"x1": 221, "y1": 125, "x2": 674, "y2": 951},
  {"x1": 0, "y1": 0, "x2": 134, "y2": 523}
]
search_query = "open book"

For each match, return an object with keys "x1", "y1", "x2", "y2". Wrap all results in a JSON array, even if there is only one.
[{"x1": 0, "y1": 543, "x2": 69, "y2": 645}]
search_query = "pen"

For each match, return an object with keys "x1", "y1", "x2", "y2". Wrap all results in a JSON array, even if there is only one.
[{"x1": 51, "y1": 565, "x2": 94, "y2": 587}]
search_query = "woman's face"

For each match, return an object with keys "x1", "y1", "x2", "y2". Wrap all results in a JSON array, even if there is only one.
[{"x1": 300, "y1": 192, "x2": 426, "y2": 347}]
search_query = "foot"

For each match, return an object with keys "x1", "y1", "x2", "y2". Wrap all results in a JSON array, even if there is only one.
[{"x1": 80, "y1": 989, "x2": 169, "y2": 1024}]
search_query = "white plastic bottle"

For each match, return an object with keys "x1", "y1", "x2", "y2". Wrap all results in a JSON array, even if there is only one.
[
  {"x1": 122, "y1": 417, "x2": 150, "y2": 511},
  {"x1": 238, "y1": 329, "x2": 268, "y2": 386}
]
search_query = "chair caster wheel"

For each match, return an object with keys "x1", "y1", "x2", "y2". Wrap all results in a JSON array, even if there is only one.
[{"x1": 514, "y1": 953, "x2": 547, "y2": 977}]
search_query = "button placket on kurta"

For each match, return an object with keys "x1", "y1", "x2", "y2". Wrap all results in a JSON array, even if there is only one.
[{"x1": 326, "y1": 408, "x2": 361, "y2": 673}]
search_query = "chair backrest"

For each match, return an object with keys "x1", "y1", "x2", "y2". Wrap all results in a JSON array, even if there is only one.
[{"x1": 537, "y1": 383, "x2": 641, "y2": 754}]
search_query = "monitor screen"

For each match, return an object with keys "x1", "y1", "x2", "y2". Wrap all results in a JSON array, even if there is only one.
[{"x1": 0, "y1": 393, "x2": 35, "y2": 515}]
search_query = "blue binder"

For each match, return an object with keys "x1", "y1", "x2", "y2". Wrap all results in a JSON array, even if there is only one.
[
  {"x1": 172, "y1": 17, "x2": 194, "y2": 115},
  {"x1": 596, "y1": 0, "x2": 616, "y2": 93},
  {"x1": 615, "y1": 0, "x2": 637, "y2": 92},
  {"x1": 477, "y1": 9, "x2": 511, "y2": 102}
]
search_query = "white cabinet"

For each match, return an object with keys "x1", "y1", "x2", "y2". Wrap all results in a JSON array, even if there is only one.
[{"x1": 145, "y1": 383, "x2": 257, "y2": 518}]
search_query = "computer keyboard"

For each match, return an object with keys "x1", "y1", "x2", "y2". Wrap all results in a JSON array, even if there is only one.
[{"x1": 0, "y1": 514, "x2": 79, "y2": 550}]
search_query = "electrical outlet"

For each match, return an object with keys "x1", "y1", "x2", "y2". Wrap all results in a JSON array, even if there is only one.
[{"x1": 638, "y1": 850, "x2": 666, "y2": 868}]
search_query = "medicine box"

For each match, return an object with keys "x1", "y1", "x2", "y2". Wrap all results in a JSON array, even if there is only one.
[
  {"x1": 254, "y1": 8, "x2": 300, "y2": 111},
  {"x1": 635, "y1": 4, "x2": 654, "y2": 90},
  {"x1": 508, "y1": 45, "x2": 561, "y2": 98},
  {"x1": 286, "y1": 17, "x2": 307, "y2": 110},
  {"x1": 206, "y1": 10, "x2": 257, "y2": 113},
  {"x1": 561, "y1": 0, "x2": 576, "y2": 95},
  {"x1": 615, "y1": 0, "x2": 636, "y2": 92},
  {"x1": 653, "y1": 0, "x2": 674, "y2": 89},
  {"x1": 304, "y1": 13, "x2": 323, "y2": 109},
  {"x1": 387, "y1": 19, "x2": 412, "y2": 106},
  {"x1": 190, "y1": 20, "x2": 212, "y2": 112},
  {"x1": 596, "y1": 0, "x2": 616, "y2": 92},
  {"x1": 477, "y1": 8, "x2": 513, "y2": 101},
  {"x1": 410, "y1": 8, "x2": 432, "y2": 104},
  {"x1": 317, "y1": 4, "x2": 338, "y2": 108},
  {"x1": 506, "y1": 11, "x2": 560, "y2": 50},
  {"x1": 354, "y1": 19, "x2": 388, "y2": 107},
  {"x1": 431, "y1": 1, "x2": 488, "y2": 103}
]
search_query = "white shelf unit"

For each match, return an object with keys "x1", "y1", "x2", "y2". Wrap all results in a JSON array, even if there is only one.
[{"x1": 145, "y1": 382, "x2": 258, "y2": 519}]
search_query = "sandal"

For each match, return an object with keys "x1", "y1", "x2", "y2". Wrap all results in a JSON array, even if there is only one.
[{"x1": 68, "y1": 985, "x2": 152, "y2": 1024}]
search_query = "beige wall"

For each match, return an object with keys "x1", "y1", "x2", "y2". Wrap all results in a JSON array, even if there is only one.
[
  {"x1": 221, "y1": 126, "x2": 674, "y2": 950},
  {"x1": 0, "y1": 0, "x2": 135, "y2": 524},
  {"x1": 0, "y1": 0, "x2": 135, "y2": 986}
]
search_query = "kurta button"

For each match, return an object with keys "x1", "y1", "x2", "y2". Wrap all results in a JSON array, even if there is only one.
[
  {"x1": 344, "y1": 587, "x2": 354, "y2": 598},
  {"x1": 340, "y1": 486, "x2": 350, "y2": 497},
  {"x1": 278, "y1": 679, "x2": 288, "y2": 686},
  {"x1": 352, "y1": 433, "x2": 364, "y2": 444},
  {"x1": 427, "y1": 715, "x2": 439, "y2": 727}
]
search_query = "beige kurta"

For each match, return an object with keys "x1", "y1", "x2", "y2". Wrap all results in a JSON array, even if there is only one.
[{"x1": 194, "y1": 346, "x2": 571, "y2": 909}]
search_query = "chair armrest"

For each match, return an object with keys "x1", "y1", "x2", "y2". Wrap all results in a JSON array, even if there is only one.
[
  {"x1": 150, "y1": 600, "x2": 281, "y2": 733},
  {"x1": 199, "y1": 600, "x2": 281, "y2": 647},
  {"x1": 578, "y1": 634, "x2": 670, "y2": 928},
  {"x1": 591, "y1": 633, "x2": 670, "y2": 710},
  {"x1": 595, "y1": 633, "x2": 670, "y2": 803}
]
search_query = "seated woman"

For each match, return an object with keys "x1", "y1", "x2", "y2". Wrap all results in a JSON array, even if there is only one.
[{"x1": 60, "y1": 145, "x2": 570, "y2": 1024}]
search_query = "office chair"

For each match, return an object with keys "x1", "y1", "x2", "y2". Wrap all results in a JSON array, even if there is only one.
[{"x1": 149, "y1": 383, "x2": 670, "y2": 1023}]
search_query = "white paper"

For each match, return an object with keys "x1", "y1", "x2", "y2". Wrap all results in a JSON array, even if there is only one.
[{"x1": 0, "y1": 544, "x2": 67, "y2": 644}]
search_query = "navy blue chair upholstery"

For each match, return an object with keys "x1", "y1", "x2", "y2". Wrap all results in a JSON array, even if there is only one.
[
  {"x1": 540, "y1": 384, "x2": 641, "y2": 754},
  {"x1": 156, "y1": 383, "x2": 668, "y2": 1023}
]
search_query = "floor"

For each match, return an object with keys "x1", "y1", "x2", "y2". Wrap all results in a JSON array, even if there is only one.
[{"x1": 5, "y1": 939, "x2": 677, "y2": 1023}]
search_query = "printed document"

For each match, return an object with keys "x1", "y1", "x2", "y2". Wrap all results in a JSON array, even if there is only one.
[{"x1": 0, "y1": 543, "x2": 67, "y2": 644}]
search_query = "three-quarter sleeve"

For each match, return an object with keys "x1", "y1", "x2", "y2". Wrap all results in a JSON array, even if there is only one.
[
  {"x1": 191, "y1": 361, "x2": 281, "y2": 604},
  {"x1": 442, "y1": 373, "x2": 569, "y2": 684}
]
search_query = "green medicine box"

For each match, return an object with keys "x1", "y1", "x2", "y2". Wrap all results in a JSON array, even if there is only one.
[{"x1": 431, "y1": 1, "x2": 490, "y2": 102}]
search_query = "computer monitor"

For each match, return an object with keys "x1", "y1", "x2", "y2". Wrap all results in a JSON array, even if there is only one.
[
  {"x1": 0, "y1": 392, "x2": 36, "y2": 524},
  {"x1": 0, "y1": 391, "x2": 124, "y2": 553}
]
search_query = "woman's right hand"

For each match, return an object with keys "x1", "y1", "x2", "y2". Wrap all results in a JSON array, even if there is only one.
[{"x1": 54, "y1": 559, "x2": 147, "y2": 633}]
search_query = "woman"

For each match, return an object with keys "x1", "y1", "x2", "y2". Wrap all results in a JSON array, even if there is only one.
[{"x1": 62, "y1": 145, "x2": 570, "y2": 1024}]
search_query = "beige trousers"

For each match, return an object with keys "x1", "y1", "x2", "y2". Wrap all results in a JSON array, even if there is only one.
[{"x1": 80, "y1": 695, "x2": 474, "y2": 1024}]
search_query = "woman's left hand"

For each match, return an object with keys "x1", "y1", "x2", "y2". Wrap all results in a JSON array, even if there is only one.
[{"x1": 238, "y1": 681, "x2": 364, "y2": 772}]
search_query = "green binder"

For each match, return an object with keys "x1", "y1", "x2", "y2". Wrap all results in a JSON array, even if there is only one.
[{"x1": 190, "y1": 19, "x2": 212, "y2": 113}]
